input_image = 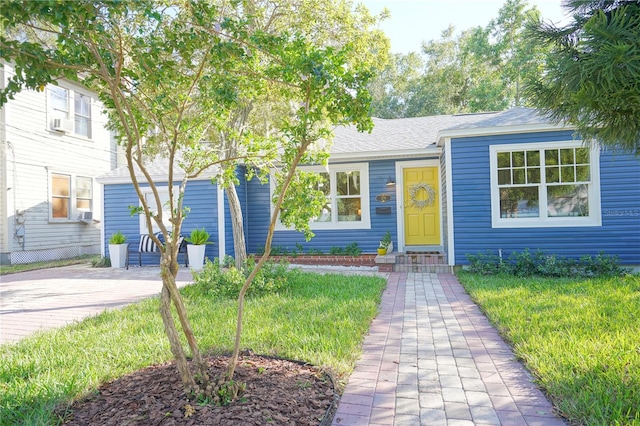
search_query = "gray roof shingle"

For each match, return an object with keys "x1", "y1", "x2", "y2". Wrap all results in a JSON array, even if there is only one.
[
  {"x1": 99, "y1": 108, "x2": 560, "y2": 181},
  {"x1": 330, "y1": 111, "x2": 502, "y2": 154}
]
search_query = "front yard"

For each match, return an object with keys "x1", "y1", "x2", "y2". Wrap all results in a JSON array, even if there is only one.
[
  {"x1": 0, "y1": 270, "x2": 386, "y2": 425},
  {"x1": 457, "y1": 271, "x2": 640, "y2": 425}
]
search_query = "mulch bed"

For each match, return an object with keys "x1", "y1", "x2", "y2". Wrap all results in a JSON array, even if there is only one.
[{"x1": 60, "y1": 355, "x2": 337, "y2": 426}]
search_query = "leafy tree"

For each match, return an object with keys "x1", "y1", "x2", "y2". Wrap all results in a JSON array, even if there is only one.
[
  {"x1": 1, "y1": 0, "x2": 374, "y2": 400},
  {"x1": 369, "y1": 0, "x2": 548, "y2": 117},
  {"x1": 525, "y1": 0, "x2": 640, "y2": 155},
  {"x1": 368, "y1": 51, "x2": 423, "y2": 118},
  {"x1": 205, "y1": 0, "x2": 388, "y2": 269}
]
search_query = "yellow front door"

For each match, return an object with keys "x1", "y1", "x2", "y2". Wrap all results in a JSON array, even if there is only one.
[{"x1": 404, "y1": 167, "x2": 440, "y2": 246}]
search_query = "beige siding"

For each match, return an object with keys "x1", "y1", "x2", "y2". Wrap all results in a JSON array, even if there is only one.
[
  {"x1": 0, "y1": 64, "x2": 7, "y2": 261},
  {"x1": 2, "y1": 62, "x2": 115, "y2": 262}
]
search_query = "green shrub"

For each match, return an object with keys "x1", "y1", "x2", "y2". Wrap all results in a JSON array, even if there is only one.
[
  {"x1": 269, "y1": 245, "x2": 287, "y2": 256},
  {"x1": 109, "y1": 231, "x2": 126, "y2": 244},
  {"x1": 186, "y1": 228, "x2": 213, "y2": 245},
  {"x1": 581, "y1": 252, "x2": 627, "y2": 277},
  {"x1": 466, "y1": 250, "x2": 502, "y2": 275},
  {"x1": 329, "y1": 246, "x2": 344, "y2": 255},
  {"x1": 222, "y1": 255, "x2": 236, "y2": 268},
  {"x1": 345, "y1": 242, "x2": 362, "y2": 256},
  {"x1": 465, "y1": 249, "x2": 629, "y2": 278},
  {"x1": 508, "y1": 248, "x2": 538, "y2": 277},
  {"x1": 91, "y1": 256, "x2": 111, "y2": 268},
  {"x1": 186, "y1": 257, "x2": 290, "y2": 299}
]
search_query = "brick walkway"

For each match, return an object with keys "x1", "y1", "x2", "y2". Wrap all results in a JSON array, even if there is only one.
[
  {"x1": 332, "y1": 272, "x2": 566, "y2": 426},
  {"x1": 0, "y1": 264, "x2": 192, "y2": 344}
]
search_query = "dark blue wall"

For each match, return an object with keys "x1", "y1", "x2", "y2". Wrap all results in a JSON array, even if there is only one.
[
  {"x1": 103, "y1": 180, "x2": 219, "y2": 265},
  {"x1": 244, "y1": 159, "x2": 403, "y2": 254},
  {"x1": 450, "y1": 130, "x2": 640, "y2": 265}
]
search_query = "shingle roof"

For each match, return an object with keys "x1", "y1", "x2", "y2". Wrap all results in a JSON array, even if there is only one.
[
  {"x1": 99, "y1": 108, "x2": 560, "y2": 182},
  {"x1": 444, "y1": 107, "x2": 553, "y2": 130},
  {"x1": 330, "y1": 111, "x2": 502, "y2": 154},
  {"x1": 97, "y1": 156, "x2": 218, "y2": 183}
]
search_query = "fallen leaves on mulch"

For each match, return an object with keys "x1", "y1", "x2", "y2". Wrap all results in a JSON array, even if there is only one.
[{"x1": 60, "y1": 355, "x2": 336, "y2": 426}]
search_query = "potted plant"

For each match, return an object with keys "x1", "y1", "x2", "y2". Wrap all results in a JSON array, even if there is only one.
[
  {"x1": 185, "y1": 228, "x2": 213, "y2": 271},
  {"x1": 378, "y1": 230, "x2": 392, "y2": 255},
  {"x1": 108, "y1": 231, "x2": 127, "y2": 268}
]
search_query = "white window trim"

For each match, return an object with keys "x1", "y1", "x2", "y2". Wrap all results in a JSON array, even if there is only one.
[
  {"x1": 49, "y1": 171, "x2": 94, "y2": 222},
  {"x1": 490, "y1": 140, "x2": 601, "y2": 228},
  {"x1": 272, "y1": 162, "x2": 371, "y2": 231},
  {"x1": 47, "y1": 84, "x2": 93, "y2": 139},
  {"x1": 139, "y1": 186, "x2": 179, "y2": 234}
]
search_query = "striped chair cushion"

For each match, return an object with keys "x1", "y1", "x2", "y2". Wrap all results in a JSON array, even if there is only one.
[{"x1": 138, "y1": 234, "x2": 158, "y2": 253}]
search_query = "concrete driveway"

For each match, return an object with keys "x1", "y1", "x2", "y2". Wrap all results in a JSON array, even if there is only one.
[{"x1": 0, "y1": 264, "x2": 193, "y2": 344}]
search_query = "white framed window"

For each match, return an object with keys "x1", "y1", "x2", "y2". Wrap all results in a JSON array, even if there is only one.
[
  {"x1": 74, "y1": 93, "x2": 92, "y2": 138},
  {"x1": 489, "y1": 141, "x2": 601, "y2": 228},
  {"x1": 273, "y1": 163, "x2": 371, "y2": 230},
  {"x1": 139, "y1": 186, "x2": 178, "y2": 234},
  {"x1": 50, "y1": 173, "x2": 93, "y2": 221},
  {"x1": 49, "y1": 85, "x2": 69, "y2": 115},
  {"x1": 47, "y1": 85, "x2": 92, "y2": 138}
]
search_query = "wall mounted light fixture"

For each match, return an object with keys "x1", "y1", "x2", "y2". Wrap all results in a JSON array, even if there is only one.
[{"x1": 386, "y1": 176, "x2": 395, "y2": 186}]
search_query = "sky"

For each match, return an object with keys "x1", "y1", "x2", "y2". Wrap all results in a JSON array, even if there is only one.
[{"x1": 360, "y1": 0, "x2": 571, "y2": 54}]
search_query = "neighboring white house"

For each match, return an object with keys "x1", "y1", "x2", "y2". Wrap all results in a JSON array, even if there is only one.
[{"x1": 0, "y1": 61, "x2": 118, "y2": 265}]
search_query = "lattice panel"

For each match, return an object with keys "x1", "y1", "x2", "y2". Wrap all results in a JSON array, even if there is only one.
[{"x1": 10, "y1": 245, "x2": 98, "y2": 265}]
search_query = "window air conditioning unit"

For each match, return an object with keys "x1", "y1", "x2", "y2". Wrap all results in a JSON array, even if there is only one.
[
  {"x1": 78, "y1": 211, "x2": 93, "y2": 222},
  {"x1": 51, "y1": 118, "x2": 73, "y2": 133}
]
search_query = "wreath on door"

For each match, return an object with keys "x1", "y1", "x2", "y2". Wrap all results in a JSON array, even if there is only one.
[{"x1": 408, "y1": 183, "x2": 436, "y2": 209}]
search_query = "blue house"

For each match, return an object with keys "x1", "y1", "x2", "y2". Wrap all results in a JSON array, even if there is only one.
[{"x1": 98, "y1": 108, "x2": 640, "y2": 269}]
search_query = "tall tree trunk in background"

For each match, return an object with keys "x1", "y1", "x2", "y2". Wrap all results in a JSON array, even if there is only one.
[{"x1": 225, "y1": 184, "x2": 247, "y2": 269}]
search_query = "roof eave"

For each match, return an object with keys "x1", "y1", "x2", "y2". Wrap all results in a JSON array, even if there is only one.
[
  {"x1": 97, "y1": 172, "x2": 216, "y2": 185},
  {"x1": 330, "y1": 147, "x2": 441, "y2": 162},
  {"x1": 436, "y1": 122, "x2": 572, "y2": 146}
]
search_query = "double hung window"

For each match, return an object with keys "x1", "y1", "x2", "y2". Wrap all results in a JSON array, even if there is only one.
[
  {"x1": 48, "y1": 85, "x2": 92, "y2": 138},
  {"x1": 490, "y1": 141, "x2": 600, "y2": 227},
  {"x1": 274, "y1": 163, "x2": 371, "y2": 230},
  {"x1": 74, "y1": 93, "x2": 92, "y2": 138},
  {"x1": 50, "y1": 173, "x2": 93, "y2": 221}
]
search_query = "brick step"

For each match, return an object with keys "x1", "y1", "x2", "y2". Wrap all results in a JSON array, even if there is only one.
[
  {"x1": 395, "y1": 253, "x2": 446, "y2": 265},
  {"x1": 393, "y1": 264, "x2": 452, "y2": 273},
  {"x1": 376, "y1": 252, "x2": 449, "y2": 273}
]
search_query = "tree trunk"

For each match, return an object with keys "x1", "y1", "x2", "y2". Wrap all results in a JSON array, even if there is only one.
[
  {"x1": 225, "y1": 184, "x2": 247, "y2": 269},
  {"x1": 159, "y1": 249, "x2": 209, "y2": 393},
  {"x1": 226, "y1": 143, "x2": 309, "y2": 381},
  {"x1": 159, "y1": 284, "x2": 196, "y2": 392}
]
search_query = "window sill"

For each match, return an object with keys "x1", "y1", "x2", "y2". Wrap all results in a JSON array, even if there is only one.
[
  {"x1": 46, "y1": 128, "x2": 93, "y2": 141},
  {"x1": 491, "y1": 217, "x2": 601, "y2": 228},
  {"x1": 276, "y1": 220, "x2": 371, "y2": 231}
]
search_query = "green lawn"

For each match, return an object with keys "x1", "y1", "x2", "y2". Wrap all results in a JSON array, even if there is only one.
[
  {"x1": 0, "y1": 271, "x2": 386, "y2": 425},
  {"x1": 457, "y1": 271, "x2": 640, "y2": 425}
]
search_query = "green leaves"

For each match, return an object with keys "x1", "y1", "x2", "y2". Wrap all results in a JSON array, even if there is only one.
[
  {"x1": 525, "y1": 0, "x2": 640, "y2": 155},
  {"x1": 369, "y1": 0, "x2": 550, "y2": 118}
]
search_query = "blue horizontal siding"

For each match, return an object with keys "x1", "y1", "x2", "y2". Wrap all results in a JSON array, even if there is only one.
[
  {"x1": 450, "y1": 131, "x2": 640, "y2": 265},
  {"x1": 245, "y1": 159, "x2": 405, "y2": 254},
  {"x1": 103, "y1": 180, "x2": 219, "y2": 265}
]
